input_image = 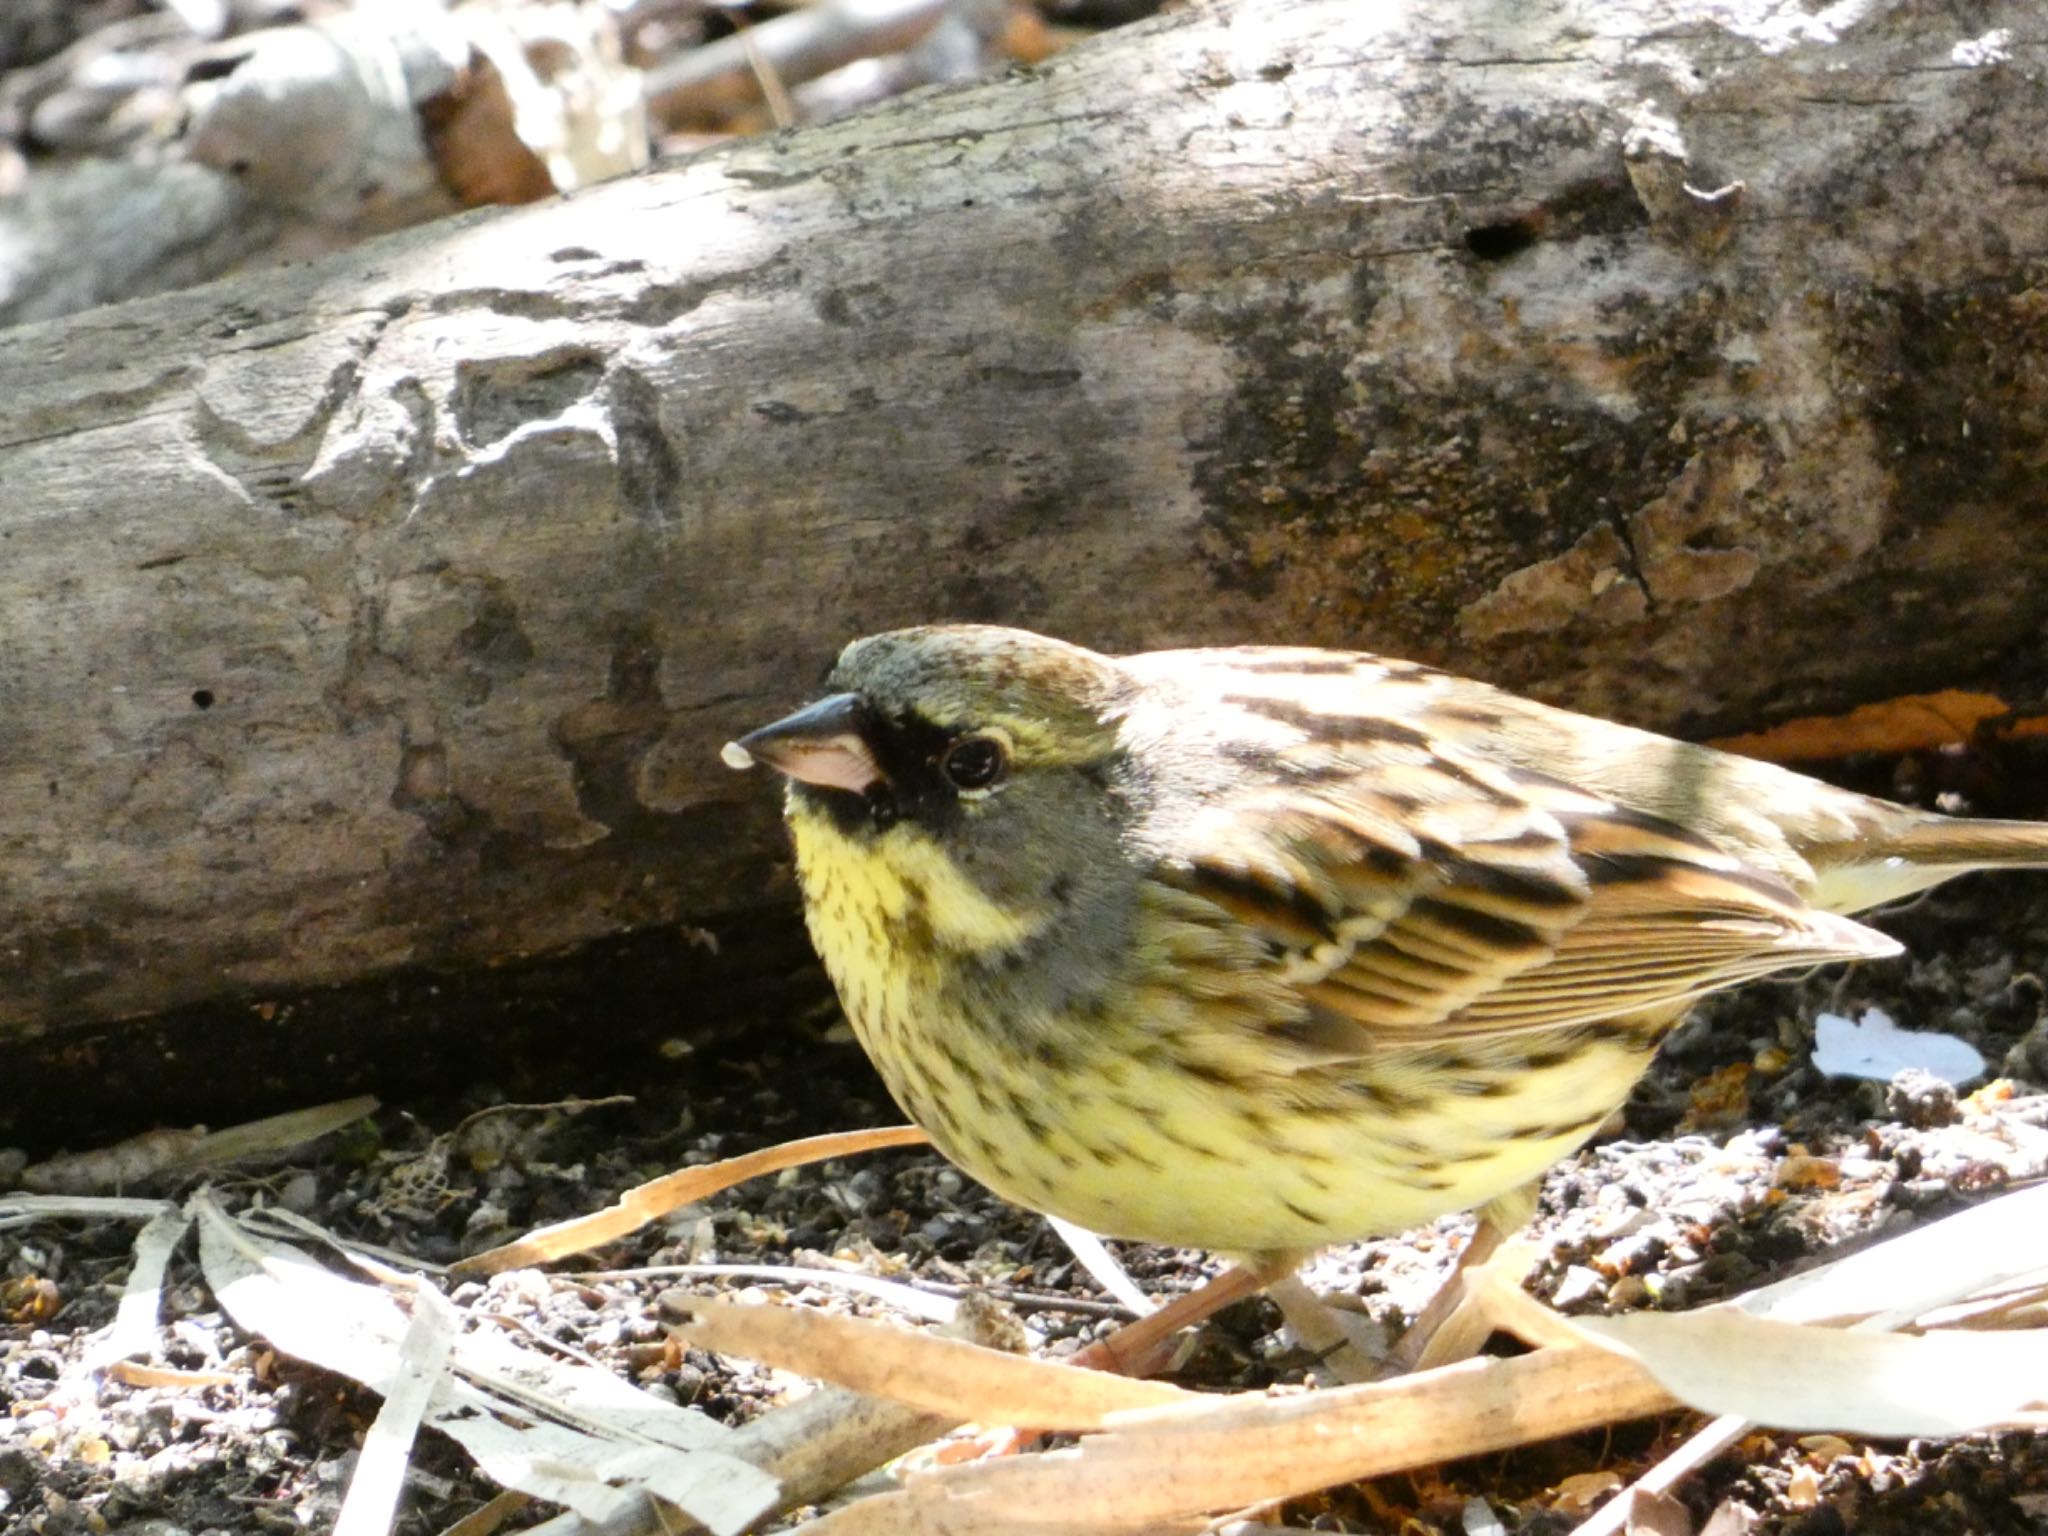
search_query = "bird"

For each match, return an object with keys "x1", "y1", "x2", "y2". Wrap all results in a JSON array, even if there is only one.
[{"x1": 723, "y1": 624, "x2": 2048, "y2": 1336}]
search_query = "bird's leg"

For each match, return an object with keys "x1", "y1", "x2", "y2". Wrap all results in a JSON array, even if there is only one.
[
  {"x1": 1386, "y1": 1186, "x2": 1540, "y2": 1375},
  {"x1": 1265, "y1": 1273, "x2": 1389, "y2": 1384},
  {"x1": 1070, "y1": 1261, "x2": 1266, "y2": 1377}
]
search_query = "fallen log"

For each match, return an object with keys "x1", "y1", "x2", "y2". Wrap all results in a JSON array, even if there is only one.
[{"x1": 3, "y1": 0, "x2": 2045, "y2": 1097}]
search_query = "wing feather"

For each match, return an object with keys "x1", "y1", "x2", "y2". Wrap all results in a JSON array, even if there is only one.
[{"x1": 1162, "y1": 744, "x2": 1897, "y2": 1060}]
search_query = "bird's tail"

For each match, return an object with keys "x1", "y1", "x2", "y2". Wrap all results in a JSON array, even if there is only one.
[
  {"x1": 1884, "y1": 816, "x2": 2048, "y2": 869},
  {"x1": 1814, "y1": 814, "x2": 2048, "y2": 914}
]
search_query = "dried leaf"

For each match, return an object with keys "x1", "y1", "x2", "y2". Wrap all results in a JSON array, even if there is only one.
[
  {"x1": 1709, "y1": 690, "x2": 2048, "y2": 763},
  {"x1": 84, "y1": 1203, "x2": 192, "y2": 1369},
  {"x1": 193, "y1": 1193, "x2": 777, "y2": 1534},
  {"x1": 667, "y1": 1295, "x2": 1185, "y2": 1428},
  {"x1": 337, "y1": 1280, "x2": 458, "y2": 1536},
  {"x1": 1739, "y1": 1180, "x2": 2048, "y2": 1325},
  {"x1": 1570, "y1": 1309, "x2": 2048, "y2": 1435}
]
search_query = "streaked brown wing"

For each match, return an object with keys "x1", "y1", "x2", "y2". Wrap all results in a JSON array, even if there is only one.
[{"x1": 1163, "y1": 749, "x2": 1898, "y2": 1058}]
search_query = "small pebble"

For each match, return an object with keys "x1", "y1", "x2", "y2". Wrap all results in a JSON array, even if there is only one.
[
  {"x1": 1551, "y1": 1265, "x2": 1608, "y2": 1310},
  {"x1": 1609, "y1": 1274, "x2": 1651, "y2": 1309},
  {"x1": 1461, "y1": 1496, "x2": 1508, "y2": 1536},
  {"x1": 1893, "y1": 1177, "x2": 1952, "y2": 1208},
  {"x1": 2002, "y1": 1018, "x2": 2048, "y2": 1085},
  {"x1": 1887, "y1": 1068, "x2": 1961, "y2": 1129},
  {"x1": 1598, "y1": 1230, "x2": 1666, "y2": 1275}
]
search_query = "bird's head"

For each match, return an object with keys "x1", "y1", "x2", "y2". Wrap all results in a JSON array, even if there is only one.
[{"x1": 724, "y1": 625, "x2": 1138, "y2": 954}]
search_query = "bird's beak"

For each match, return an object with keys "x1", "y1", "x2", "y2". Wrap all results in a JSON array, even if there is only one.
[{"x1": 721, "y1": 693, "x2": 884, "y2": 797}]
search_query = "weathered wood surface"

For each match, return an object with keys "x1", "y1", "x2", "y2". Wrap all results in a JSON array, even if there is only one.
[{"x1": 3, "y1": 0, "x2": 2045, "y2": 1043}]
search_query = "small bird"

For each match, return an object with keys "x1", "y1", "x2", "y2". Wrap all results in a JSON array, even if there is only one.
[{"x1": 725, "y1": 625, "x2": 2048, "y2": 1297}]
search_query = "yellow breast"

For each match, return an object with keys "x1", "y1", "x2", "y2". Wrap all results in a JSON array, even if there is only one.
[{"x1": 787, "y1": 797, "x2": 1660, "y2": 1258}]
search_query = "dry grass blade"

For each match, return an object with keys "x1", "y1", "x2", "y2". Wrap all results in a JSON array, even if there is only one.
[
  {"x1": 800, "y1": 1488, "x2": 1213, "y2": 1536},
  {"x1": 535, "y1": 1294, "x2": 1037, "y2": 1536},
  {"x1": 434, "y1": 1489, "x2": 532, "y2": 1536},
  {"x1": 453, "y1": 1125, "x2": 928, "y2": 1276},
  {"x1": 181, "y1": 1095, "x2": 381, "y2": 1167},
  {"x1": 663, "y1": 1294, "x2": 1188, "y2": 1427},
  {"x1": 0, "y1": 1194, "x2": 174, "y2": 1224},
  {"x1": 104, "y1": 1361, "x2": 238, "y2": 1388},
  {"x1": 581, "y1": 1260, "x2": 962, "y2": 1322},
  {"x1": 336, "y1": 1279, "x2": 459, "y2": 1536},
  {"x1": 881, "y1": 1347, "x2": 1677, "y2": 1530},
  {"x1": 1047, "y1": 1215, "x2": 1154, "y2": 1316},
  {"x1": 1572, "y1": 1307, "x2": 2048, "y2": 1436},
  {"x1": 83, "y1": 1201, "x2": 192, "y2": 1370}
]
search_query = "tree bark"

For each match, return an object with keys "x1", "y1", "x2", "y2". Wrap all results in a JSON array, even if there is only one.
[{"x1": 3, "y1": 0, "x2": 2046, "y2": 1048}]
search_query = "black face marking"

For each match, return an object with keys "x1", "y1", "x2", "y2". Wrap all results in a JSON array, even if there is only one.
[
  {"x1": 794, "y1": 778, "x2": 885, "y2": 836},
  {"x1": 864, "y1": 782, "x2": 900, "y2": 829},
  {"x1": 792, "y1": 698, "x2": 977, "y2": 836}
]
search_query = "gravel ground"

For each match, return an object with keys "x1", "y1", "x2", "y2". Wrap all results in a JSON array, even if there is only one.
[{"x1": 6, "y1": 865, "x2": 2048, "y2": 1536}]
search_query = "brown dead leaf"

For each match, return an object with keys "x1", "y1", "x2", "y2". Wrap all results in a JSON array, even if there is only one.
[
  {"x1": 1710, "y1": 690, "x2": 2048, "y2": 764},
  {"x1": 1681, "y1": 1063, "x2": 1751, "y2": 1130}
]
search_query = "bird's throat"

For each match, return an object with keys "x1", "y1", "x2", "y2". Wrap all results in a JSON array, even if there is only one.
[{"x1": 788, "y1": 801, "x2": 1050, "y2": 959}]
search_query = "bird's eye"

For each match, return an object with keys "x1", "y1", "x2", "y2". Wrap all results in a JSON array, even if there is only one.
[{"x1": 942, "y1": 735, "x2": 1007, "y2": 791}]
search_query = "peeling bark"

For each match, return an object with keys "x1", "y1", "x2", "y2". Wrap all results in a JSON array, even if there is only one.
[{"x1": 2, "y1": 0, "x2": 2046, "y2": 1051}]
